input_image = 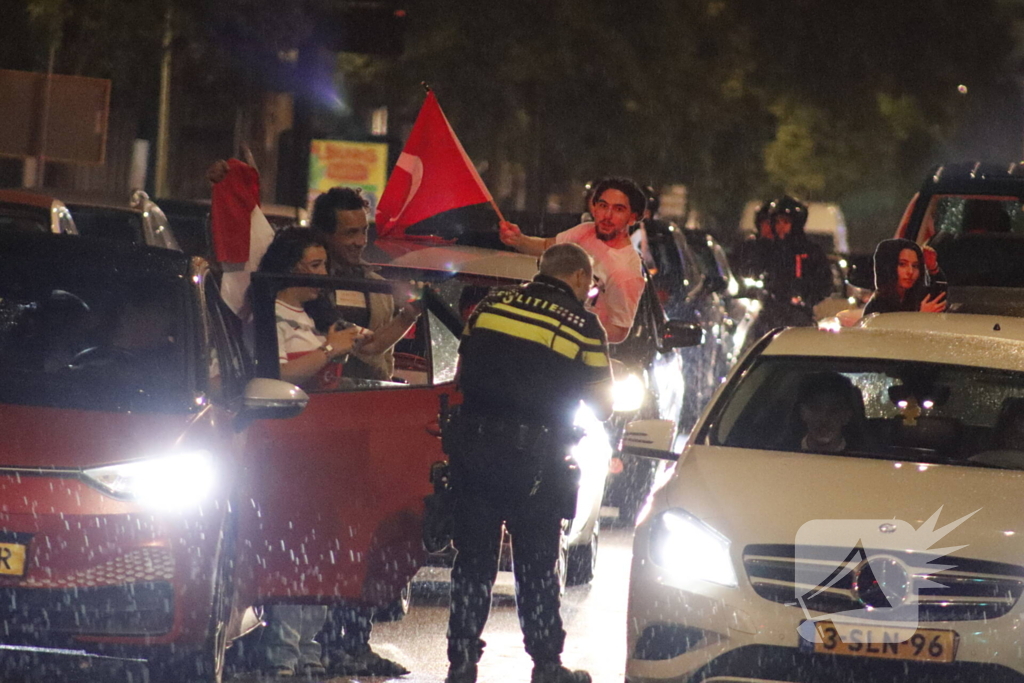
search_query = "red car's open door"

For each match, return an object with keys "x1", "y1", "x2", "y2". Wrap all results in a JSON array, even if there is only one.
[{"x1": 235, "y1": 273, "x2": 461, "y2": 608}]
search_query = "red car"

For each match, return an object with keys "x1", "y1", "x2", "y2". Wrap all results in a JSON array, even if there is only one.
[{"x1": 0, "y1": 233, "x2": 309, "y2": 681}]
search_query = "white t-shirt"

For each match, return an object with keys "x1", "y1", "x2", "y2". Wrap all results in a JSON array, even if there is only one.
[
  {"x1": 555, "y1": 222, "x2": 644, "y2": 338},
  {"x1": 275, "y1": 300, "x2": 340, "y2": 390}
]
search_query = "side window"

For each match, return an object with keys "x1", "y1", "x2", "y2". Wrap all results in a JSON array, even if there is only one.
[{"x1": 203, "y1": 277, "x2": 247, "y2": 400}]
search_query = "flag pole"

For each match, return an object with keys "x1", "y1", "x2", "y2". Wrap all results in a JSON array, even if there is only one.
[{"x1": 420, "y1": 81, "x2": 507, "y2": 226}]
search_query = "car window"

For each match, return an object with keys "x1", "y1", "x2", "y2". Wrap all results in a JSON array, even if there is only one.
[
  {"x1": 68, "y1": 205, "x2": 145, "y2": 244},
  {"x1": 709, "y1": 355, "x2": 1024, "y2": 470},
  {"x1": 0, "y1": 204, "x2": 50, "y2": 234},
  {"x1": 0, "y1": 267, "x2": 192, "y2": 413},
  {"x1": 203, "y1": 276, "x2": 248, "y2": 400},
  {"x1": 928, "y1": 196, "x2": 1024, "y2": 236}
]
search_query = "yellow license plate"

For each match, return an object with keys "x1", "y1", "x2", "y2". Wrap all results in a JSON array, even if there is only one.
[
  {"x1": 810, "y1": 620, "x2": 958, "y2": 663},
  {"x1": 0, "y1": 542, "x2": 26, "y2": 576}
]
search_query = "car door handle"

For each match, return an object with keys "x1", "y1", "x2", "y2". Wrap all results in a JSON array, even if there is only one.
[{"x1": 425, "y1": 420, "x2": 442, "y2": 437}]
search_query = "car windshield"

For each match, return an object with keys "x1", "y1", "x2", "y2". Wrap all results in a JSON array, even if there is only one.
[
  {"x1": 710, "y1": 355, "x2": 1024, "y2": 470},
  {"x1": 0, "y1": 266, "x2": 192, "y2": 413},
  {"x1": 67, "y1": 205, "x2": 144, "y2": 244}
]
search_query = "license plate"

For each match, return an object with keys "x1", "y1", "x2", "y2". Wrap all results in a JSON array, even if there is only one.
[
  {"x1": 803, "y1": 620, "x2": 958, "y2": 663},
  {"x1": 0, "y1": 542, "x2": 27, "y2": 576}
]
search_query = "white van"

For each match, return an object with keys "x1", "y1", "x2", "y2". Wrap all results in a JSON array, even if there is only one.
[{"x1": 740, "y1": 200, "x2": 850, "y2": 254}]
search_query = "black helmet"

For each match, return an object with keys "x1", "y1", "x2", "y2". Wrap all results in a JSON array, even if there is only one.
[
  {"x1": 770, "y1": 195, "x2": 808, "y2": 235},
  {"x1": 754, "y1": 200, "x2": 773, "y2": 225}
]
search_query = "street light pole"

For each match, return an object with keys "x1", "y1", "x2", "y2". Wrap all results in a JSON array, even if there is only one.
[{"x1": 154, "y1": 6, "x2": 173, "y2": 197}]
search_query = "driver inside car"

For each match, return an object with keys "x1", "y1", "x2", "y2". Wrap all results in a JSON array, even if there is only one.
[{"x1": 781, "y1": 372, "x2": 866, "y2": 454}]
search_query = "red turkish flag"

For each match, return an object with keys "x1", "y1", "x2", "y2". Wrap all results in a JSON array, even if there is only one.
[{"x1": 375, "y1": 91, "x2": 495, "y2": 237}]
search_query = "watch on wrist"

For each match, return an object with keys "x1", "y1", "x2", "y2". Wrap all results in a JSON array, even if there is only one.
[{"x1": 320, "y1": 342, "x2": 334, "y2": 359}]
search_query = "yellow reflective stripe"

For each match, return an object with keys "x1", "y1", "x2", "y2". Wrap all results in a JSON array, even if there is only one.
[
  {"x1": 474, "y1": 312, "x2": 555, "y2": 348},
  {"x1": 551, "y1": 335, "x2": 580, "y2": 361},
  {"x1": 490, "y1": 302, "x2": 603, "y2": 346},
  {"x1": 582, "y1": 351, "x2": 610, "y2": 368}
]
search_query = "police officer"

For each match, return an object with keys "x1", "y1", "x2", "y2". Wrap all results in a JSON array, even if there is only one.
[{"x1": 445, "y1": 243, "x2": 613, "y2": 683}]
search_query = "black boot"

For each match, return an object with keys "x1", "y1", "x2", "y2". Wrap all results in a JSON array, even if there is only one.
[
  {"x1": 444, "y1": 660, "x2": 477, "y2": 683},
  {"x1": 530, "y1": 662, "x2": 592, "y2": 683}
]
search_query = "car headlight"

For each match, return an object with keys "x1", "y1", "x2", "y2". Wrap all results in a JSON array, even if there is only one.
[
  {"x1": 650, "y1": 509, "x2": 738, "y2": 587},
  {"x1": 613, "y1": 373, "x2": 646, "y2": 413},
  {"x1": 82, "y1": 450, "x2": 217, "y2": 510}
]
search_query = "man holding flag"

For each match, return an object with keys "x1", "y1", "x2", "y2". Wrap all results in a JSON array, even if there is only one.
[{"x1": 498, "y1": 178, "x2": 647, "y2": 344}]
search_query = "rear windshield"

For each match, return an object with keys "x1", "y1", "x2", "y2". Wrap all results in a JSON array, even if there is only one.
[
  {"x1": 68, "y1": 205, "x2": 144, "y2": 245},
  {"x1": 0, "y1": 265, "x2": 192, "y2": 413},
  {"x1": 0, "y1": 204, "x2": 50, "y2": 234},
  {"x1": 709, "y1": 355, "x2": 1024, "y2": 470}
]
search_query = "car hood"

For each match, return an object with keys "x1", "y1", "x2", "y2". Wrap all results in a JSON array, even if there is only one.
[
  {"x1": 0, "y1": 403, "x2": 202, "y2": 470},
  {"x1": 661, "y1": 445, "x2": 1024, "y2": 565}
]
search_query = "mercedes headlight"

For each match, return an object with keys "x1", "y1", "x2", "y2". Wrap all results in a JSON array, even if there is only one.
[
  {"x1": 650, "y1": 509, "x2": 737, "y2": 587},
  {"x1": 613, "y1": 373, "x2": 646, "y2": 413},
  {"x1": 83, "y1": 450, "x2": 217, "y2": 510}
]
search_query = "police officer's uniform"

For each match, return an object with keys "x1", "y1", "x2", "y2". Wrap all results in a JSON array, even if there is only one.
[{"x1": 447, "y1": 273, "x2": 611, "y2": 680}]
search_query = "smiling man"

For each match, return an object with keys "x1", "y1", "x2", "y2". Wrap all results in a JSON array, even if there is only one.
[{"x1": 500, "y1": 177, "x2": 646, "y2": 343}]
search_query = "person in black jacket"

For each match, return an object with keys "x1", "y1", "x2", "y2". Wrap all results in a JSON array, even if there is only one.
[{"x1": 862, "y1": 239, "x2": 947, "y2": 315}]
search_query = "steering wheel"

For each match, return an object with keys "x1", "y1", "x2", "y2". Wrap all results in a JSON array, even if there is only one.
[{"x1": 66, "y1": 345, "x2": 138, "y2": 369}]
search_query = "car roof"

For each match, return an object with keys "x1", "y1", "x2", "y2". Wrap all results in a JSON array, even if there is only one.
[
  {"x1": 920, "y1": 161, "x2": 1024, "y2": 198},
  {"x1": 61, "y1": 195, "x2": 144, "y2": 213},
  {"x1": 0, "y1": 232, "x2": 192, "y2": 279},
  {"x1": 0, "y1": 189, "x2": 60, "y2": 208},
  {"x1": 365, "y1": 240, "x2": 539, "y2": 281},
  {"x1": 762, "y1": 313, "x2": 1024, "y2": 372}
]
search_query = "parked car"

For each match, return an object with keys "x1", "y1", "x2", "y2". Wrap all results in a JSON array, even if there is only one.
[
  {"x1": 640, "y1": 221, "x2": 745, "y2": 432},
  {"x1": 155, "y1": 198, "x2": 309, "y2": 261},
  {"x1": 625, "y1": 312, "x2": 1024, "y2": 683},
  {"x1": 850, "y1": 161, "x2": 1024, "y2": 317},
  {"x1": 63, "y1": 190, "x2": 180, "y2": 250},
  {"x1": 361, "y1": 240, "x2": 701, "y2": 577},
  {"x1": 0, "y1": 189, "x2": 76, "y2": 235},
  {"x1": 0, "y1": 232, "x2": 307, "y2": 682}
]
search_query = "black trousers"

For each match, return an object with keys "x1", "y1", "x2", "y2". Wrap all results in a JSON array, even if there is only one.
[{"x1": 447, "y1": 429, "x2": 566, "y2": 667}]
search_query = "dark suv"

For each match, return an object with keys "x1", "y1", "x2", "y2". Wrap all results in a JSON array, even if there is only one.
[{"x1": 883, "y1": 161, "x2": 1024, "y2": 316}]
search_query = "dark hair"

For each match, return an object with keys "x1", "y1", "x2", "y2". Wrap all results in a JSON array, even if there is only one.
[
  {"x1": 591, "y1": 177, "x2": 647, "y2": 216},
  {"x1": 311, "y1": 187, "x2": 369, "y2": 235},
  {"x1": 871, "y1": 238, "x2": 928, "y2": 308},
  {"x1": 258, "y1": 227, "x2": 326, "y2": 275},
  {"x1": 539, "y1": 243, "x2": 593, "y2": 279},
  {"x1": 795, "y1": 372, "x2": 861, "y2": 410}
]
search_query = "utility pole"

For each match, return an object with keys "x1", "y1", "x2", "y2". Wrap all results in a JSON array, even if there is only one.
[{"x1": 154, "y1": 6, "x2": 173, "y2": 197}]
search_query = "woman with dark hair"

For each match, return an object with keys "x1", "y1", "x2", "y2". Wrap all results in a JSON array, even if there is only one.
[{"x1": 863, "y1": 239, "x2": 946, "y2": 315}]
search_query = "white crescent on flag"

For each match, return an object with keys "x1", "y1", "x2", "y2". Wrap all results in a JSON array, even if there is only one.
[{"x1": 385, "y1": 152, "x2": 424, "y2": 228}]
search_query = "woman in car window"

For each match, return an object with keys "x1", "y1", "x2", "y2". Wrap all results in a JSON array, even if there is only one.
[
  {"x1": 781, "y1": 372, "x2": 866, "y2": 455},
  {"x1": 257, "y1": 228, "x2": 366, "y2": 392},
  {"x1": 863, "y1": 238, "x2": 946, "y2": 315}
]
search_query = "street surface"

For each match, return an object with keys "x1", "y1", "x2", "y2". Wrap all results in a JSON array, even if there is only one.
[{"x1": 331, "y1": 523, "x2": 634, "y2": 683}]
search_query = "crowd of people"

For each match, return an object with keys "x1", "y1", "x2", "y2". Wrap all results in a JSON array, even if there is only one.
[{"x1": 209, "y1": 157, "x2": 967, "y2": 682}]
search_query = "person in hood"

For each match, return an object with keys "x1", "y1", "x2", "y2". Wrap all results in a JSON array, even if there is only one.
[{"x1": 863, "y1": 239, "x2": 947, "y2": 315}]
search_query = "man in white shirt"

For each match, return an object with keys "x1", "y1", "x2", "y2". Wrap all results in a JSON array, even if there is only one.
[{"x1": 499, "y1": 177, "x2": 646, "y2": 343}]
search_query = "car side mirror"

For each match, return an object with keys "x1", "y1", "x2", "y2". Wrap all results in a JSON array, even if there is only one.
[
  {"x1": 237, "y1": 378, "x2": 309, "y2": 428},
  {"x1": 620, "y1": 419, "x2": 678, "y2": 461},
  {"x1": 661, "y1": 320, "x2": 704, "y2": 350},
  {"x1": 846, "y1": 254, "x2": 875, "y2": 291}
]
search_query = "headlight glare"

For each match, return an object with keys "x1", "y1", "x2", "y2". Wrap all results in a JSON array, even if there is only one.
[
  {"x1": 83, "y1": 450, "x2": 216, "y2": 510},
  {"x1": 650, "y1": 509, "x2": 737, "y2": 587},
  {"x1": 612, "y1": 374, "x2": 646, "y2": 413}
]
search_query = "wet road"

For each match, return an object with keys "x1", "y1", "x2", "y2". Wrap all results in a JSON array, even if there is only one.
[
  {"x1": 1, "y1": 523, "x2": 634, "y2": 683},
  {"x1": 342, "y1": 523, "x2": 634, "y2": 683}
]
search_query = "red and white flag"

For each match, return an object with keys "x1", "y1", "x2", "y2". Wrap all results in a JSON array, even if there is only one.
[
  {"x1": 210, "y1": 158, "x2": 275, "y2": 317},
  {"x1": 375, "y1": 91, "x2": 495, "y2": 237}
]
